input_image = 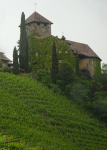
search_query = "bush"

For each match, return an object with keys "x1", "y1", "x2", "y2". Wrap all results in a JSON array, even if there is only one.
[
  {"x1": 93, "y1": 73, "x2": 107, "y2": 91},
  {"x1": 47, "y1": 83, "x2": 61, "y2": 94},
  {"x1": 35, "y1": 69, "x2": 51, "y2": 85},
  {"x1": 56, "y1": 62, "x2": 75, "y2": 91},
  {"x1": 69, "y1": 83, "x2": 89, "y2": 105},
  {"x1": 99, "y1": 113, "x2": 107, "y2": 123},
  {"x1": 3, "y1": 66, "x2": 12, "y2": 73},
  {"x1": 91, "y1": 91, "x2": 107, "y2": 114},
  {"x1": 41, "y1": 76, "x2": 51, "y2": 86},
  {"x1": 0, "y1": 68, "x2": 3, "y2": 72},
  {"x1": 65, "y1": 84, "x2": 72, "y2": 97}
]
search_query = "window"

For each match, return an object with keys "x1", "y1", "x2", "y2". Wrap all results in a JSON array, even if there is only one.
[
  {"x1": 59, "y1": 60, "x2": 62, "y2": 63},
  {"x1": 44, "y1": 23, "x2": 47, "y2": 26}
]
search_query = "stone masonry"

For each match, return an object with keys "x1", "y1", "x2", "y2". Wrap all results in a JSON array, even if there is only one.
[{"x1": 26, "y1": 22, "x2": 51, "y2": 37}]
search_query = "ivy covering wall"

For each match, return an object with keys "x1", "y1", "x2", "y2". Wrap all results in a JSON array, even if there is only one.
[
  {"x1": 93, "y1": 58, "x2": 101, "y2": 76},
  {"x1": 28, "y1": 33, "x2": 76, "y2": 72}
]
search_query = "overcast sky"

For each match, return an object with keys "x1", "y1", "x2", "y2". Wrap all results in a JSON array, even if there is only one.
[{"x1": 0, "y1": 0, "x2": 107, "y2": 67}]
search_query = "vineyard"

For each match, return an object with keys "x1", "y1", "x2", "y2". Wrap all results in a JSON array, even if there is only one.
[{"x1": 0, "y1": 72, "x2": 107, "y2": 150}]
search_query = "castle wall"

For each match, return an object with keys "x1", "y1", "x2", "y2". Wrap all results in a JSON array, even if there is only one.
[
  {"x1": 79, "y1": 58, "x2": 94, "y2": 77},
  {"x1": 87, "y1": 58, "x2": 94, "y2": 77},
  {"x1": 79, "y1": 58, "x2": 87, "y2": 69},
  {"x1": 26, "y1": 22, "x2": 51, "y2": 37}
]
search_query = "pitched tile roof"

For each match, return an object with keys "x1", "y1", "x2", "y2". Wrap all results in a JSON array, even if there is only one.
[
  {"x1": 0, "y1": 55, "x2": 12, "y2": 62},
  {"x1": 19, "y1": 11, "x2": 53, "y2": 27},
  {"x1": 66, "y1": 40, "x2": 102, "y2": 61}
]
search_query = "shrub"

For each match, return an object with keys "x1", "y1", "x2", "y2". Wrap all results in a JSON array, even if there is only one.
[
  {"x1": 41, "y1": 75, "x2": 51, "y2": 86},
  {"x1": 93, "y1": 73, "x2": 107, "y2": 91},
  {"x1": 0, "y1": 68, "x2": 3, "y2": 72},
  {"x1": 47, "y1": 83, "x2": 61, "y2": 94},
  {"x1": 65, "y1": 84, "x2": 72, "y2": 97},
  {"x1": 35, "y1": 69, "x2": 51, "y2": 86},
  {"x1": 3, "y1": 66, "x2": 12, "y2": 73},
  {"x1": 91, "y1": 91, "x2": 107, "y2": 114},
  {"x1": 69, "y1": 83, "x2": 89, "y2": 105},
  {"x1": 56, "y1": 62, "x2": 75, "y2": 91},
  {"x1": 99, "y1": 113, "x2": 107, "y2": 123}
]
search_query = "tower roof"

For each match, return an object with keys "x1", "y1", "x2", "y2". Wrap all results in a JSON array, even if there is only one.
[{"x1": 20, "y1": 11, "x2": 53, "y2": 26}]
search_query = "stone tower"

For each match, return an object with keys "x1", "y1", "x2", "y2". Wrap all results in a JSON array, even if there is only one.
[{"x1": 19, "y1": 11, "x2": 53, "y2": 37}]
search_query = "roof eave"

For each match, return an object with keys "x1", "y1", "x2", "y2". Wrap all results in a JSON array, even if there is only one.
[
  {"x1": 19, "y1": 21, "x2": 53, "y2": 27},
  {"x1": 73, "y1": 52, "x2": 102, "y2": 61}
]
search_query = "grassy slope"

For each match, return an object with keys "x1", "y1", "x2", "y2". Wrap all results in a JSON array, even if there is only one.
[{"x1": 0, "y1": 72, "x2": 107, "y2": 150}]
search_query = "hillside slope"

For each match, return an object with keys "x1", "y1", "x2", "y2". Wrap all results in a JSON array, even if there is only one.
[{"x1": 0, "y1": 72, "x2": 107, "y2": 150}]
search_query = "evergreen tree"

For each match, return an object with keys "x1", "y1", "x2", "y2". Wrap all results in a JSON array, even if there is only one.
[
  {"x1": 19, "y1": 12, "x2": 28, "y2": 72},
  {"x1": 25, "y1": 38, "x2": 29, "y2": 73},
  {"x1": 0, "y1": 60, "x2": 2, "y2": 68},
  {"x1": 13, "y1": 46, "x2": 19, "y2": 74},
  {"x1": 76, "y1": 50, "x2": 80, "y2": 76},
  {"x1": 17, "y1": 39, "x2": 20, "y2": 66},
  {"x1": 51, "y1": 41, "x2": 59, "y2": 84}
]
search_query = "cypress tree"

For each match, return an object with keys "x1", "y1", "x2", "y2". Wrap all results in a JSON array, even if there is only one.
[
  {"x1": 0, "y1": 60, "x2": 2, "y2": 68},
  {"x1": 25, "y1": 38, "x2": 29, "y2": 73},
  {"x1": 19, "y1": 12, "x2": 28, "y2": 72},
  {"x1": 51, "y1": 41, "x2": 59, "y2": 84},
  {"x1": 13, "y1": 46, "x2": 19, "y2": 74},
  {"x1": 76, "y1": 50, "x2": 80, "y2": 76}
]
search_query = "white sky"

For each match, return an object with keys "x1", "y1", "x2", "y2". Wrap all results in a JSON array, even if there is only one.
[{"x1": 0, "y1": 0, "x2": 107, "y2": 67}]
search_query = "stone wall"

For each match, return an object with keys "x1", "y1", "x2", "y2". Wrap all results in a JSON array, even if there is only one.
[
  {"x1": 26, "y1": 22, "x2": 51, "y2": 37},
  {"x1": 79, "y1": 58, "x2": 87, "y2": 69},
  {"x1": 87, "y1": 58, "x2": 94, "y2": 77},
  {"x1": 79, "y1": 58, "x2": 94, "y2": 78}
]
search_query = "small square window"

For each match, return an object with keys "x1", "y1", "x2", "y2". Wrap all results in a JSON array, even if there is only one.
[{"x1": 44, "y1": 23, "x2": 47, "y2": 26}]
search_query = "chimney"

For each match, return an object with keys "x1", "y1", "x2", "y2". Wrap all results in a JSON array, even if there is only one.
[{"x1": 61, "y1": 35, "x2": 66, "y2": 40}]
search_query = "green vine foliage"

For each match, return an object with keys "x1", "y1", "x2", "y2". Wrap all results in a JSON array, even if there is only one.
[
  {"x1": 93, "y1": 58, "x2": 101, "y2": 77},
  {"x1": 28, "y1": 32, "x2": 76, "y2": 72}
]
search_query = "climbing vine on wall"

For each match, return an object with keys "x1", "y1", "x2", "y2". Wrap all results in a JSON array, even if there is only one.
[
  {"x1": 28, "y1": 33, "x2": 76, "y2": 72},
  {"x1": 93, "y1": 58, "x2": 101, "y2": 76}
]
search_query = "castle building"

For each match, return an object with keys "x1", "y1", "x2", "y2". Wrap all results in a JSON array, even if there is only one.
[{"x1": 19, "y1": 11, "x2": 102, "y2": 78}]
